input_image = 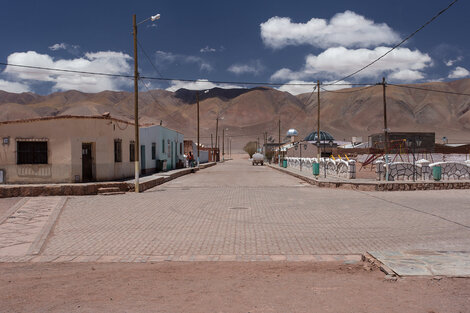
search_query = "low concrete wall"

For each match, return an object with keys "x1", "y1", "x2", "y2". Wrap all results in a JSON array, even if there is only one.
[
  {"x1": 268, "y1": 164, "x2": 470, "y2": 192},
  {"x1": 0, "y1": 162, "x2": 217, "y2": 197},
  {"x1": 0, "y1": 182, "x2": 128, "y2": 198}
]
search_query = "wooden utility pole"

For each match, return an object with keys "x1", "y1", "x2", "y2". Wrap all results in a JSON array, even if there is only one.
[
  {"x1": 382, "y1": 77, "x2": 389, "y2": 181},
  {"x1": 133, "y1": 14, "x2": 140, "y2": 193},
  {"x1": 222, "y1": 128, "x2": 225, "y2": 162},
  {"x1": 215, "y1": 117, "x2": 219, "y2": 161},
  {"x1": 196, "y1": 92, "x2": 200, "y2": 166},
  {"x1": 316, "y1": 80, "x2": 320, "y2": 161},
  {"x1": 278, "y1": 118, "x2": 281, "y2": 166},
  {"x1": 211, "y1": 133, "x2": 213, "y2": 161}
]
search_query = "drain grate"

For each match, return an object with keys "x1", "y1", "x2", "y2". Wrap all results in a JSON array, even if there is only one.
[{"x1": 229, "y1": 207, "x2": 250, "y2": 210}]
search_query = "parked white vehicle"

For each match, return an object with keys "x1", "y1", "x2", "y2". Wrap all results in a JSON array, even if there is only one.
[{"x1": 252, "y1": 153, "x2": 264, "y2": 166}]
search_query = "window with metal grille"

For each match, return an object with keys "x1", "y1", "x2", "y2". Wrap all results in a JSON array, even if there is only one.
[
  {"x1": 114, "y1": 139, "x2": 122, "y2": 162},
  {"x1": 130, "y1": 141, "x2": 135, "y2": 162},
  {"x1": 17, "y1": 141, "x2": 48, "y2": 164},
  {"x1": 152, "y1": 143, "x2": 156, "y2": 160},
  {"x1": 161, "y1": 139, "x2": 165, "y2": 153}
]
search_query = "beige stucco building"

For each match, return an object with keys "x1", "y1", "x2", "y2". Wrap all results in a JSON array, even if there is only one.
[{"x1": 0, "y1": 116, "x2": 135, "y2": 184}]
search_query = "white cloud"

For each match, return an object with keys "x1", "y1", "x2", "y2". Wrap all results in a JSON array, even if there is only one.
[
  {"x1": 166, "y1": 79, "x2": 242, "y2": 92},
  {"x1": 49, "y1": 43, "x2": 80, "y2": 55},
  {"x1": 49, "y1": 43, "x2": 67, "y2": 51},
  {"x1": 448, "y1": 66, "x2": 470, "y2": 79},
  {"x1": 444, "y1": 56, "x2": 463, "y2": 67},
  {"x1": 271, "y1": 46, "x2": 432, "y2": 82},
  {"x1": 0, "y1": 79, "x2": 31, "y2": 93},
  {"x1": 277, "y1": 80, "x2": 353, "y2": 95},
  {"x1": 277, "y1": 80, "x2": 316, "y2": 95},
  {"x1": 389, "y1": 69, "x2": 424, "y2": 82},
  {"x1": 322, "y1": 80, "x2": 354, "y2": 91},
  {"x1": 3, "y1": 50, "x2": 132, "y2": 93},
  {"x1": 200, "y1": 46, "x2": 216, "y2": 53},
  {"x1": 260, "y1": 11, "x2": 400, "y2": 49},
  {"x1": 155, "y1": 51, "x2": 213, "y2": 71},
  {"x1": 228, "y1": 60, "x2": 264, "y2": 75}
]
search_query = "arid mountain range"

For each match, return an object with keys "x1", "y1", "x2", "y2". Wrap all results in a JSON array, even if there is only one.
[{"x1": 1, "y1": 78, "x2": 469, "y2": 150}]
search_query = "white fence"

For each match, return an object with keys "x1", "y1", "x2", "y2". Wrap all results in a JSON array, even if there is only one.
[
  {"x1": 375, "y1": 159, "x2": 470, "y2": 181},
  {"x1": 285, "y1": 157, "x2": 356, "y2": 179}
]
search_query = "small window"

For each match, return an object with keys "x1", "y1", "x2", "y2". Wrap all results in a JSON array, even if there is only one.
[
  {"x1": 114, "y1": 139, "x2": 122, "y2": 163},
  {"x1": 151, "y1": 143, "x2": 156, "y2": 160},
  {"x1": 161, "y1": 139, "x2": 165, "y2": 153},
  {"x1": 17, "y1": 141, "x2": 48, "y2": 164},
  {"x1": 130, "y1": 141, "x2": 135, "y2": 162}
]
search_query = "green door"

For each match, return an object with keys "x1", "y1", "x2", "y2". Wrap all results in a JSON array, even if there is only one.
[{"x1": 141, "y1": 145, "x2": 145, "y2": 174}]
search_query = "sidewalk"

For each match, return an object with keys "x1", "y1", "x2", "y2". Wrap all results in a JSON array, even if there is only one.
[
  {"x1": 267, "y1": 163, "x2": 470, "y2": 191},
  {"x1": 0, "y1": 162, "x2": 216, "y2": 198}
]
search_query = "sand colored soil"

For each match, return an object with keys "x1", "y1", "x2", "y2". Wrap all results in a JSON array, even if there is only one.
[{"x1": 0, "y1": 261, "x2": 469, "y2": 313}]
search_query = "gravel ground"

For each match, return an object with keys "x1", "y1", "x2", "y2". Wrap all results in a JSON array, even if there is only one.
[{"x1": 0, "y1": 261, "x2": 469, "y2": 313}]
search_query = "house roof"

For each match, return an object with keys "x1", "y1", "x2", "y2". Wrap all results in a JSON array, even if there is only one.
[{"x1": 0, "y1": 115, "x2": 184, "y2": 135}]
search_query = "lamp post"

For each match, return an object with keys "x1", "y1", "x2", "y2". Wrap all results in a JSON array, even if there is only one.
[
  {"x1": 407, "y1": 137, "x2": 422, "y2": 182},
  {"x1": 215, "y1": 115, "x2": 224, "y2": 162},
  {"x1": 222, "y1": 128, "x2": 228, "y2": 162},
  {"x1": 299, "y1": 141, "x2": 307, "y2": 171},
  {"x1": 132, "y1": 13, "x2": 160, "y2": 193}
]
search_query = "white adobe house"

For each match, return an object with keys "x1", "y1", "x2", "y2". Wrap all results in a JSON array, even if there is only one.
[
  {"x1": 0, "y1": 116, "x2": 185, "y2": 184},
  {"x1": 0, "y1": 116, "x2": 135, "y2": 184},
  {"x1": 139, "y1": 125, "x2": 184, "y2": 173}
]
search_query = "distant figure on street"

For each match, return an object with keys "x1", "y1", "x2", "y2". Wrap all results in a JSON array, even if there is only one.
[{"x1": 188, "y1": 151, "x2": 195, "y2": 167}]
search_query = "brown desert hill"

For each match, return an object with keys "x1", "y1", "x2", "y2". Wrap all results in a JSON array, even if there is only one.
[{"x1": 0, "y1": 79, "x2": 469, "y2": 149}]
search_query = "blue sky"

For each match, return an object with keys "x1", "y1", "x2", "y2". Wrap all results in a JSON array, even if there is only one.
[{"x1": 0, "y1": 0, "x2": 469, "y2": 95}]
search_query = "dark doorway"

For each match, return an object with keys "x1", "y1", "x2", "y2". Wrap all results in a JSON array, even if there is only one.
[{"x1": 82, "y1": 143, "x2": 93, "y2": 182}]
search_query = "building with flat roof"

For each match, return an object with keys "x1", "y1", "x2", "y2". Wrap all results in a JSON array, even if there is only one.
[
  {"x1": 0, "y1": 115, "x2": 185, "y2": 184},
  {"x1": 140, "y1": 125, "x2": 184, "y2": 173},
  {"x1": 368, "y1": 132, "x2": 435, "y2": 153}
]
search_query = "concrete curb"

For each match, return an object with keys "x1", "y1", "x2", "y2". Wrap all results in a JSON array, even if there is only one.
[
  {"x1": 27, "y1": 197, "x2": 68, "y2": 256},
  {"x1": 267, "y1": 164, "x2": 470, "y2": 192},
  {"x1": 0, "y1": 253, "x2": 363, "y2": 263},
  {"x1": 362, "y1": 252, "x2": 397, "y2": 277},
  {"x1": 0, "y1": 162, "x2": 217, "y2": 198}
]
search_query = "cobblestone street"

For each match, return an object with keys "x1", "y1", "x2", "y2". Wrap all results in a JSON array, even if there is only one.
[{"x1": 27, "y1": 159, "x2": 470, "y2": 261}]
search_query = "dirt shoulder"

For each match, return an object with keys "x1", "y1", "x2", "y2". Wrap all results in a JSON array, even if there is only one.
[{"x1": 1, "y1": 261, "x2": 469, "y2": 313}]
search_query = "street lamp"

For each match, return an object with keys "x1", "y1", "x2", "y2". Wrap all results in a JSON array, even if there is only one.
[
  {"x1": 216, "y1": 115, "x2": 223, "y2": 162},
  {"x1": 132, "y1": 12, "x2": 161, "y2": 193},
  {"x1": 195, "y1": 89, "x2": 209, "y2": 167},
  {"x1": 407, "y1": 137, "x2": 422, "y2": 182},
  {"x1": 222, "y1": 128, "x2": 228, "y2": 162}
]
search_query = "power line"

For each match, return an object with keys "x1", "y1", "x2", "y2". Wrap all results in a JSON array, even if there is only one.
[
  {"x1": 388, "y1": 83, "x2": 470, "y2": 96},
  {"x1": 136, "y1": 39, "x2": 164, "y2": 78},
  {"x1": 0, "y1": 61, "x2": 373, "y2": 87},
  {"x1": 138, "y1": 77, "x2": 187, "y2": 127},
  {"x1": 0, "y1": 62, "x2": 134, "y2": 79},
  {"x1": 331, "y1": 0, "x2": 459, "y2": 84}
]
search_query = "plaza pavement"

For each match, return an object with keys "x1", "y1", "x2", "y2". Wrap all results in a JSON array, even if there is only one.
[{"x1": 0, "y1": 159, "x2": 469, "y2": 264}]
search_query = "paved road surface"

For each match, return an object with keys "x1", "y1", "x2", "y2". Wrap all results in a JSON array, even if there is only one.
[{"x1": 28, "y1": 159, "x2": 470, "y2": 261}]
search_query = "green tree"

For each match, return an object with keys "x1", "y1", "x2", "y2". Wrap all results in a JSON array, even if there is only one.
[{"x1": 243, "y1": 141, "x2": 257, "y2": 158}]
